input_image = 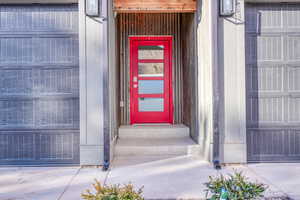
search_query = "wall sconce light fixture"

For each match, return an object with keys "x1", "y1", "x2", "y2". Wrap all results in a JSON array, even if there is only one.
[
  {"x1": 220, "y1": 0, "x2": 235, "y2": 16},
  {"x1": 86, "y1": 0, "x2": 100, "y2": 17}
]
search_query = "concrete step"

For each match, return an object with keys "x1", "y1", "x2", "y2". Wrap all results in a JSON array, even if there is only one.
[
  {"x1": 112, "y1": 155, "x2": 183, "y2": 167},
  {"x1": 112, "y1": 155, "x2": 204, "y2": 167},
  {"x1": 115, "y1": 137, "x2": 200, "y2": 157},
  {"x1": 118, "y1": 124, "x2": 189, "y2": 139}
]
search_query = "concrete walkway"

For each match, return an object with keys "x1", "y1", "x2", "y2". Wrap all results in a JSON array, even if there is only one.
[{"x1": 0, "y1": 156, "x2": 297, "y2": 200}]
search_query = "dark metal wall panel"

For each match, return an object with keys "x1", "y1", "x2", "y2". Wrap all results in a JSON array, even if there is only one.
[
  {"x1": 109, "y1": 0, "x2": 118, "y2": 140},
  {"x1": 181, "y1": 14, "x2": 198, "y2": 141},
  {"x1": 108, "y1": 0, "x2": 118, "y2": 164},
  {"x1": 246, "y1": 3, "x2": 300, "y2": 162},
  {"x1": 0, "y1": 4, "x2": 79, "y2": 165},
  {"x1": 118, "y1": 13, "x2": 183, "y2": 124}
]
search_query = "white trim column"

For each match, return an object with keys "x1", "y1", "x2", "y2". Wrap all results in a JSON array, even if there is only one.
[
  {"x1": 218, "y1": 0, "x2": 247, "y2": 164},
  {"x1": 196, "y1": 0, "x2": 218, "y2": 162},
  {"x1": 79, "y1": 0, "x2": 107, "y2": 165}
]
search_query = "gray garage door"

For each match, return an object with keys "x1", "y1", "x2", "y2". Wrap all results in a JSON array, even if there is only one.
[
  {"x1": 246, "y1": 3, "x2": 300, "y2": 162},
  {"x1": 0, "y1": 5, "x2": 79, "y2": 165}
]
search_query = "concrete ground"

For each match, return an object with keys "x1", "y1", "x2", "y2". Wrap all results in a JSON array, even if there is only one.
[{"x1": 0, "y1": 156, "x2": 298, "y2": 200}]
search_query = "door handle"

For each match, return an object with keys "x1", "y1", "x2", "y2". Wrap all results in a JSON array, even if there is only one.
[{"x1": 133, "y1": 84, "x2": 138, "y2": 88}]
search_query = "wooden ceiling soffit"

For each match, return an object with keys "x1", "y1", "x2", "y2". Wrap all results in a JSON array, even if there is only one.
[{"x1": 114, "y1": 0, "x2": 196, "y2": 13}]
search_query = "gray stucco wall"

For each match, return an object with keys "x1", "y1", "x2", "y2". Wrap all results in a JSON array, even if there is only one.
[{"x1": 79, "y1": 0, "x2": 108, "y2": 165}]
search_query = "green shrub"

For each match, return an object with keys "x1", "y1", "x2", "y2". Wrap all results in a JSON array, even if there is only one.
[
  {"x1": 81, "y1": 180, "x2": 144, "y2": 200},
  {"x1": 204, "y1": 171, "x2": 267, "y2": 200}
]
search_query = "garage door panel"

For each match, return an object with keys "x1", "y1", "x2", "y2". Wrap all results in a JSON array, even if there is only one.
[
  {"x1": 38, "y1": 68, "x2": 79, "y2": 94},
  {"x1": 259, "y1": 6, "x2": 282, "y2": 31},
  {"x1": 0, "y1": 69, "x2": 34, "y2": 94},
  {"x1": 0, "y1": 132, "x2": 36, "y2": 161},
  {"x1": 0, "y1": 99, "x2": 79, "y2": 129},
  {"x1": 245, "y1": 5, "x2": 257, "y2": 33},
  {"x1": 247, "y1": 64, "x2": 284, "y2": 92},
  {"x1": 0, "y1": 68, "x2": 79, "y2": 95},
  {"x1": 284, "y1": 4, "x2": 300, "y2": 30},
  {"x1": 257, "y1": 35, "x2": 283, "y2": 61},
  {"x1": 0, "y1": 4, "x2": 79, "y2": 165},
  {"x1": 0, "y1": 37, "x2": 79, "y2": 65},
  {"x1": 287, "y1": 97, "x2": 300, "y2": 122},
  {"x1": 246, "y1": 34, "x2": 284, "y2": 63},
  {"x1": 285, "y1": 130, "x2": 300, "y2": 156},
  {"x1": 36, "y1": 99, "x2": 79, "y2": 128},
  {"x1": 39, "y1": 132, "x2": 79, "y2": 161},
  {"x1": 248, "y1": 129, "x2": 285, "y2": 158},
  {"x1": 288, "y1": 66, "x2": 300, "y2": 91},
  {"x1": 247, "y1": 97, "x2": 285, "y2": 124},
  {"x1": 0, "y1": 131, "x2": 79, "y2": 164},
  {"x1": 32, "y1": 6, "x2": 78, "y2": 32},
  {"x1": 245, "y1": 35, "x2": 258, "y2": 63},
  {"x1": 0, "y1": 37, "x2": 34, "y2": 64},
  {"x1": 38, "y1": 37, "x2": 79, "y2": 64},
  {"x1": 0, "y1": 100, "x2": 34, "y2": 127},
  {"x1": 0, "y1": 6, "x2": 35, "y2": 31},
  {"x1": 286, "y1": 36, "x2": 300, "y2": 61},
  {"x1": 245, "y1": 4, "x2": 283, "y2": 33},
  {"x1": 0, "y1": 5, "x2": 78, "y2": 32},
  {"x1": 248, "y1": 129, "x2": 300, "y2": 161}
]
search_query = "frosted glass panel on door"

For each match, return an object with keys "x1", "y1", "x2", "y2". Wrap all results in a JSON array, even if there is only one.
[
  {"x1": 138, "y1": 80, "x2": 164, "y2": 94},
  {"x1": 139, "y1": 98, "x2": 164, "y2": 112},
  {"x1": 138, "y1": 45, "x2": 164, "y2": 59},
  {"x1": 138, "y1": 63, "x2": 164, "y2": 77}
]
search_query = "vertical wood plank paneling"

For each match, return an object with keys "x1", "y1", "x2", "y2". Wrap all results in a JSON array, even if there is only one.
[
  {"x1": 118, "y1": 13, "x2": 183, "y2": 124},
  {"x1": 181, "y1": 14, "x2": 197, "y2": 140}
]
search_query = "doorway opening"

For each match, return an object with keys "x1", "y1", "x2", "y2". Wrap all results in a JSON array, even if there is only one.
[{"x1": 110, "y1": 13, "x2": 198, "y2": 141}]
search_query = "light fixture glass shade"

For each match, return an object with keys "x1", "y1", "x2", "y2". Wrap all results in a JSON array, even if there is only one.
[
  {"x1": 86, "y1": 0, "x2": 99, "y2": 16},
  {"x1": 220, "y1": 0, "x2": 235, "y2": 16}
]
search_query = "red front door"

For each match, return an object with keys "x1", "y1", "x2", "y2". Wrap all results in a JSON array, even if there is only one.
[{"x1": 130, "y1": 36, "x2": 173, "y2": 124}]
